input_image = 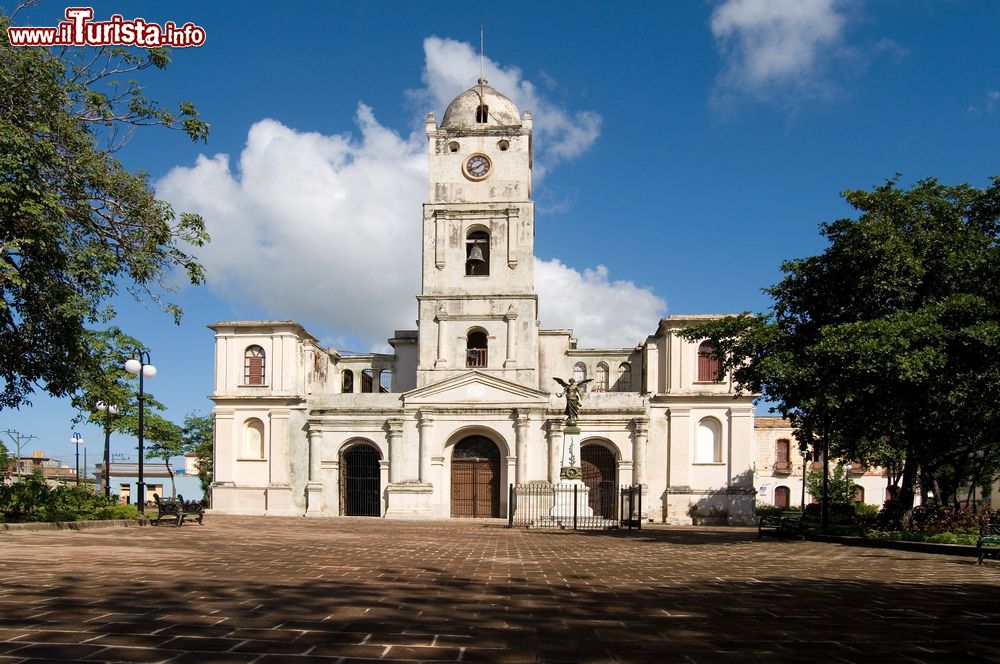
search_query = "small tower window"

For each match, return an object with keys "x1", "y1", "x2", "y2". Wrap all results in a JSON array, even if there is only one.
[
  {"x1": 497, "y1": 139, "x2": 509, "y2": 151},
  {"x1": 448, "y1": 141, "x2": 460, "y2": 153},
  {"x1": 698, "y1": 341, "x2": 723, "y2": 382},
  {"x1": 616, "y1": 363, "x2": 632, "y2": 392},
  {"x1": 476, "y1": 104, "x2": 489, "y2": 123},
  {"x1": 466, "y1": 230, "x2": 490, "y2": 276},
  {"x1": 467, "y1": 330, "x2": 488, "y2": 368},
  {"x1": 573, "y1": 362, "x2": 588, "y2": 392},
  {"x1": 594, "y1": 362, "x2": 609, "y2": 392},
  {"x1": 244, "y1": 346, "x2": 265, "y2": 385}
]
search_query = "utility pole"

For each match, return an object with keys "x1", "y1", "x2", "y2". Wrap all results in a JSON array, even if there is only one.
[{"x1": 2, "y1": 430, "x2": 39, "y2": 483}]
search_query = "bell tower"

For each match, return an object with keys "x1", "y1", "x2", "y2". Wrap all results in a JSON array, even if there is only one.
[{"x1": 416, "y1": 79, "x2": 539, "y2": 388}]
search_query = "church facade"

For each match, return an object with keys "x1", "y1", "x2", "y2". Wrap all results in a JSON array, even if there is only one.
[{"x1": 209, "y1": 81, "x2": 757, "y2": 524}]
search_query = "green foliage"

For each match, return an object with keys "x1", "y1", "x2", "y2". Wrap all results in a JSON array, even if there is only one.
[
  {"x1": 804, "y1": 466, "x2": 857, "y2": 505},
  {"x1": 868, "y1": 530, "x2": 980, "y2": 546},
  {"x1": 853, "y1": 502, "x2": 879, "y2": 531},
  {"x1": 182, "y1": 413, "x2": 214, "y2": 499},
  {"x1": 679, "y1": 176, "x2": 1000, "y2": 526},
  {"x1": 755, "y1": 503, "x2": 801, "y2": 518},
  {"x1": 0, "y1": 14, "x2": 210, "y2": 410},
  {"x1": 0, "y1": 438, "x2": 10, "y2": 471},
  {"x1": 0, "y1": 471, "x2": 139, "y2": 522}
]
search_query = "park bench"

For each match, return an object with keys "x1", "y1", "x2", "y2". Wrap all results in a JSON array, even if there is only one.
[
  {"x1": 758, "y1": 510, "x2": 804, "y2": 539},
  {"x1": 977, "y1": 524, "x2": 1000, "y2": 565},
  {"x1": 152, "y1": 494, "x2": 205, "y2": 527}
]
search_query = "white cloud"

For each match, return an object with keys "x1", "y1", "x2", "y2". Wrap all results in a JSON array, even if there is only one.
[
  {"x1": 968, "y1": 90, "x2": 1000, "y2": 115},
  {"x1": 415, "y1": 36, "x2": 601, "y2": 177},
  {"x1": 710, "y1": 0, "x2": 847, "y2": 101},
  {"x1": 159, "y1": 38, "x2": 657, "y2": 351},
  {"x1": 535, "y1": 260, "x2": 666, "y2": 348},
  {"x1": 159, "y1": 108, "x2": 425, "y2": 348}
]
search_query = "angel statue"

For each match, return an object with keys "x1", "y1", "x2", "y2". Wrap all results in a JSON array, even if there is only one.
[{"x1": 553, "y1": 377, "x2": 593, "y2": 425}]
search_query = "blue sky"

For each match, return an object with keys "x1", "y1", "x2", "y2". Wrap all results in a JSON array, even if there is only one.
[{"x1": 3, "y1": 1, "x2": 999, "y2": 472}]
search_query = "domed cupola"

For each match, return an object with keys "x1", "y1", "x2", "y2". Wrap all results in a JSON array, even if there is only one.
[{"x1": 440, "y1": 78, "x2": 521, "y2": 129}]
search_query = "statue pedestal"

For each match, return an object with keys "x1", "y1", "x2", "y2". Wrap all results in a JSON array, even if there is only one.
[{"x1": 549, "y1": 427, "x2": 593, "y2": 518}]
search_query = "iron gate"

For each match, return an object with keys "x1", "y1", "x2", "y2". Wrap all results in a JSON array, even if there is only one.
[
  {"x1": 581, "y1": 444, "x2": 618, "y2": 519},
  {"x1": 341, "y1": 443, "x2": 380, "y2": 516}
]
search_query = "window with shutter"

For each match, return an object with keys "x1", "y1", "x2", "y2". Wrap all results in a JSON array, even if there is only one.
[
  {"x1": 594, "y1": 362, "x2": 609, "y2": 392},
  {"x1": 697, "y1": 342, "x2": 722, "y2": 382},
  {"x1": 244, "y1": 346, "x2": 266, "y2": 385}
]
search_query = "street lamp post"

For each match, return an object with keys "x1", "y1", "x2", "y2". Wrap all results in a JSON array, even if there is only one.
[
  {"x1": 95, "y1": 402, "x2": 119, "y2": 497},
  {"x1": 801, "y1": 448, "x2": 810, "y2": 509},
  {"x1": 125, "y1": 351, "x2": 156, "y2": 512},
  {"x1": 71, "y1": 432, "x2": 84, "y2": 486}
]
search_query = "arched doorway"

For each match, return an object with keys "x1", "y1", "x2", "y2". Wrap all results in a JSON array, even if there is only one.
[
  {"x1": 451, "y1": 436, "x2": 500, "y2": 517},
  {"x1": 581, "y1": 443, "x2": 618, "y2": 518},
  {"x1": 341, "y1": 442, "x2": 381, "y2": 516}
]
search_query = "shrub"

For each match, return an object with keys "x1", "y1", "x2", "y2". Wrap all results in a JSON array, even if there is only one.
[
  {"x1": 92, "y1": 503, "x2": 141, "y2": 520},
  {"x1": 755, "y1": 504, "x2": 801, "y2": 518},
  {"x1": 0, "y1": 472, "x2": 144, "y2": 523},
  {"x1": 853, "y1": 502, "x2": 879, "y2": 530}
]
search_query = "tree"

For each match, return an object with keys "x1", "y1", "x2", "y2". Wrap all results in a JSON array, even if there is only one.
[
  {"x1": 181, "y1": 413, "x2": 213, "y2": 502},
  {"x1": 143, "y1": 415, "x2": 183, "y2": 498},
  {"x1": 805, "y1": 466, "x2": 855, "y2": 506},
  {"x1": 1, "y1": 8, "x2": 209, "y2": 409},
  {"x1": 680, "y1": 177, "x2": 1000, "y2": 526},
  {"x1": 0, "y1": 438, "x2": 11, "y2": 473}
]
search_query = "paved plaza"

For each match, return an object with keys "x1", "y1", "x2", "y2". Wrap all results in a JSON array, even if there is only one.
[{"x1": 1, "y1": 516, "x2": 998, "y2": 663}]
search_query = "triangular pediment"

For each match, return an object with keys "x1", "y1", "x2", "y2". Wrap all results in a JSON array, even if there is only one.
[{"x1": 403, "y1": 371, "x2": 549, "y2": 406}]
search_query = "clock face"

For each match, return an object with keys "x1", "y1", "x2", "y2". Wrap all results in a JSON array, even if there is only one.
[{"x1": 465, "y1": 154, "x2": 492, "y2": 180}]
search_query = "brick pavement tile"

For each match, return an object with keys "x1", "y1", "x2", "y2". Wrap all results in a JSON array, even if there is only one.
[
  {"x1": 255, "y1": 657, "x2": 356, "y2": 664},
  {"x1": 91, "y1": 622, "x2": 162, "y2": 635},
  {"x1": 229, "y1": 638, "x2": 316, "y2": 655},
  {"x1": 307, "y1": 643, "x2": 390, "y2": 658},
  {"x1": 161, "y1": 652, "x2": 260, "y2": 664},
  {"x1": 224, "y1": 628, "x2": 304, "y2": 641},
  {"x1": 0, "y1": 642, "x2": 28, "y2": 655},
  {"x1": 159, "y1": 636, "x2": 243, "y2": 652},
  {"x1": 80, "y1": 645, "x2": 181, "y2": 662},
  {"x1": 3, "y1": 643, "x2": 106, "y2": 659},
  {"x1": 11, "y1": 630, "x2": 101, "y2": 644},
  {"x1": 383, "y1": 645, "x2": 463, "y2": 660},
  {"x1": 154, "y1": 625, "x2": 235, "y2": 638},
  {"x1": 459, "y1": 649, "x2": 538, "y2": 663},
  {"x1": 295, "y1": 631, "x2": 370, "y2": 646},
  {"x1": 86, "y1": 634, "x2": 176, "y2": 648},
  {"x1": 365, "y1": 632, "x2": 437, "y2": 647}
]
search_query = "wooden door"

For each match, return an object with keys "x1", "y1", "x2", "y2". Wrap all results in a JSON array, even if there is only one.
[{"x1": 451, "y1": 436, "x2": 500, "y2": 518}]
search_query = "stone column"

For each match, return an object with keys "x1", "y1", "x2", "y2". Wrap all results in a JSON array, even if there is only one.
[
  {"x1": 213, "y1": 409, "x2": 235, "y2": 483},
  {"x1": 514, "y1": 410, "x2": 530, "y2": 484},
  {"x1": 434, "y1": 306, "x2": 447, "y2": 368},
  {"x1": 546, "y1": 419, "x2": 564, "y2": 484},
  {"x1": 386, "y1": 419, "x2": 405, "y2": 484},
  {"x1": 417, "y1": 411, "x2": 434, "y2": 484},
  {"x1": 305, "y1": 428, "x2": 323, "y2": 516},
  {"x1": 308, "y1": 429, "x2": 322, "y2": 483},
  {"x1": 504, "y1": 305, "x2": 518, "y2": 368},
  {"x1": 632, "y1": 417, "x2": 649, "y2": 487}
]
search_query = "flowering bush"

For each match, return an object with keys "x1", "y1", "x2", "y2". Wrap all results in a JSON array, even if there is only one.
[{"x1": 874, "y1": 502, "x2": 998, "y2": 535}]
